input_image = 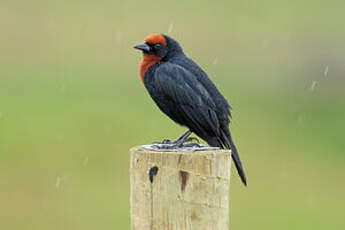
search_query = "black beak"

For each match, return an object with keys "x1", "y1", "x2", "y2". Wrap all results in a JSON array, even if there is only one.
[{"x1": 133, "y1": 42, "x2": 151, "y2": 52}]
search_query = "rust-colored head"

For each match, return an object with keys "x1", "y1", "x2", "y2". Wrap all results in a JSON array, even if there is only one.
[
  {"x1": 134, "y1": 33, "x2": 169, "y2": 82},
  {"x1": 145, "y1": 33, "x2": 167, "y2": 46}
]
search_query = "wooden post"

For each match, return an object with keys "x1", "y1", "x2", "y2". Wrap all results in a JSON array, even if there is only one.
[{"x1": 130, "y1": 145, "x2": 231, "y2": 230}]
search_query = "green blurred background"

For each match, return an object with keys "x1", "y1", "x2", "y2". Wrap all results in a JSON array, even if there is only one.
[{"x1": 1, "y1": 0, "x2": 345, "y2": 229}]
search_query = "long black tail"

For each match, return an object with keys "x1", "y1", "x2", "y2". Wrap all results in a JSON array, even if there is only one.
[{"x1": 221, "y1": 130, "x2": 247, "y2": 186}]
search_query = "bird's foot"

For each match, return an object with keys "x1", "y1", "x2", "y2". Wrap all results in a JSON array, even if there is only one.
[
  {"x1": 152, "y1": 136, "x2": 200, "y2": 149},
  {"x1": 182, "y1": 143, "x2": 202, "y2": 148}
]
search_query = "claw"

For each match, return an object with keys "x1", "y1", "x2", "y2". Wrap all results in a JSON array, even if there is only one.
[
  {"x1": 183, "y1": 143, "x2": 202, "y2": 148},
  {"x1": 162, "y1": 139, "x2": 172, "y2": 144},
  {"x1": 152, "y1": 143, "x2": 176, "y2": 149},
  {"x1": 150, "y1": 131, "x2": 200, "y2": 149}
]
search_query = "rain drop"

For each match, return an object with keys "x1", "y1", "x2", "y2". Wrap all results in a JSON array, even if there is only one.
[
  {"x1": 262, "y1": 39, "x2": 269, "y2": 49},
  {"x1": 297, "y1": 112, "x2": 306, "y2": 124},
  {"x1": 56, "y1": 134, "x2": 65, "y2": 142},
  {"x1": 168, "y1": 23, "x2": 174, "y2": 33},
  {"x1": 116, "y1": 31, "x2": 123, "y2": 42},
  {"x1": 83, "y1": 157, "x2": 89, "y2": 167},
  {"x1": 310, "y1": 81, "x2": 317, "y2": 91},
  {"x1": 212, "y1": 58, "x2": 218, "y2": 65},
  {"x1": 55, "y1": 176, "x2": 61, "y2": 188},
  {"x1": 324, "y1": 65, "x2": 329, "y2": 77},
  {"x1": 104, "y1": 126, "x2": 112, "y2": 136}
]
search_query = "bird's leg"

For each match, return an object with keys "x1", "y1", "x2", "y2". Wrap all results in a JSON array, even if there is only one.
[
  {"x1": 152, "y1": 130, "x2": 201, "y2": 149},
  {"x1": 152, "y1": 130, "x2": 191, "y2": 145},
  {"x1": 184, "y1": 137, "x2": 200, "y2": 143},
  {"x1": 174, "y1": 130, "x2": 192, "y2": 144}
]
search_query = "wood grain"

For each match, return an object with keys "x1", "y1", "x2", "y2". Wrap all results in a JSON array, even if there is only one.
[{"x1": 130, "y1": 146, "x2": 231, "y2": 230}]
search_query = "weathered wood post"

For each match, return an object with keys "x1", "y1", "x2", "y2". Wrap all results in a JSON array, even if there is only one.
[{"x1": 130, "y1": 145, "x2": 231, "y2": 230}]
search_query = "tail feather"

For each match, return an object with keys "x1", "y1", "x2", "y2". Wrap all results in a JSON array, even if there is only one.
[{"x1": 221, "y1": 130, "x2": 247, "y2": 186}]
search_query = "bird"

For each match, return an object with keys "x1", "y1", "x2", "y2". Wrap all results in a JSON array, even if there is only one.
[{"x1": 134, "y1": 33, "x2": 247, "y2": 186}]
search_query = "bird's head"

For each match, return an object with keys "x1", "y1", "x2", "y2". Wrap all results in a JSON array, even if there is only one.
[
  {"x1": 134, "y1": 34, "x2": 184, "y2": 81},
  {"x1": 133, "y1": 33, "x2": 183, "y2": 60}
]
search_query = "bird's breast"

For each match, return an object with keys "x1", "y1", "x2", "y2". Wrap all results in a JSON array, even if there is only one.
[{"x1": 139, "y1": 54, "x2": 162, "y2": 82}]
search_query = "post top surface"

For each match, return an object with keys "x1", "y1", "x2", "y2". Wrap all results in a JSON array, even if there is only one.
[{"x1": 130, "y1": 145, "x2": 231, "y2": 156}]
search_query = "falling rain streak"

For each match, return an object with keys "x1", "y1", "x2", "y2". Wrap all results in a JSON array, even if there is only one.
[
  {"x1": 213, "y1": 58, "x2": 218, "y2": 65},
  {"x1": 310, "y1": 81, "x2": 317, "y2": 91},
  {"x1": 168, "y1": 23, "x2": 174, "y2": 33},
  {"x1": 83, "y1": 157, "x2": 89, "y2": 167},
  {"x1": 56, "y1": 176, "x2": 61, "y2": 189},
  {"x1": 324, "y1": 65, "x2": 329, "y2": 77}
]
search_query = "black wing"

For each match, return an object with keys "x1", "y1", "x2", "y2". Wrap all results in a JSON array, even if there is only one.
[
  {"x1": 150, "y1": 62, "x2": 222, "y2": 140},
  {"x1": 171, "y1": 56, "x2": 232, "y2": 123}
]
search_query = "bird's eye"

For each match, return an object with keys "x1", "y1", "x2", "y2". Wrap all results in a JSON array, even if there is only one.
[{"x1": 154, "y1": 43, "x2": 162, "y2": 49}]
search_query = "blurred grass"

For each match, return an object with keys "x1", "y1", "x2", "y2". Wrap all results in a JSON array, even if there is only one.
[{"x1": 1, "y1": 0, "x2": 345, "y2": 229}]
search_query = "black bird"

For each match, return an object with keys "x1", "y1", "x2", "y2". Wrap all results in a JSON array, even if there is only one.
[{"x1": 134, "y1": 33, "x2": 247, "y2": 186}]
